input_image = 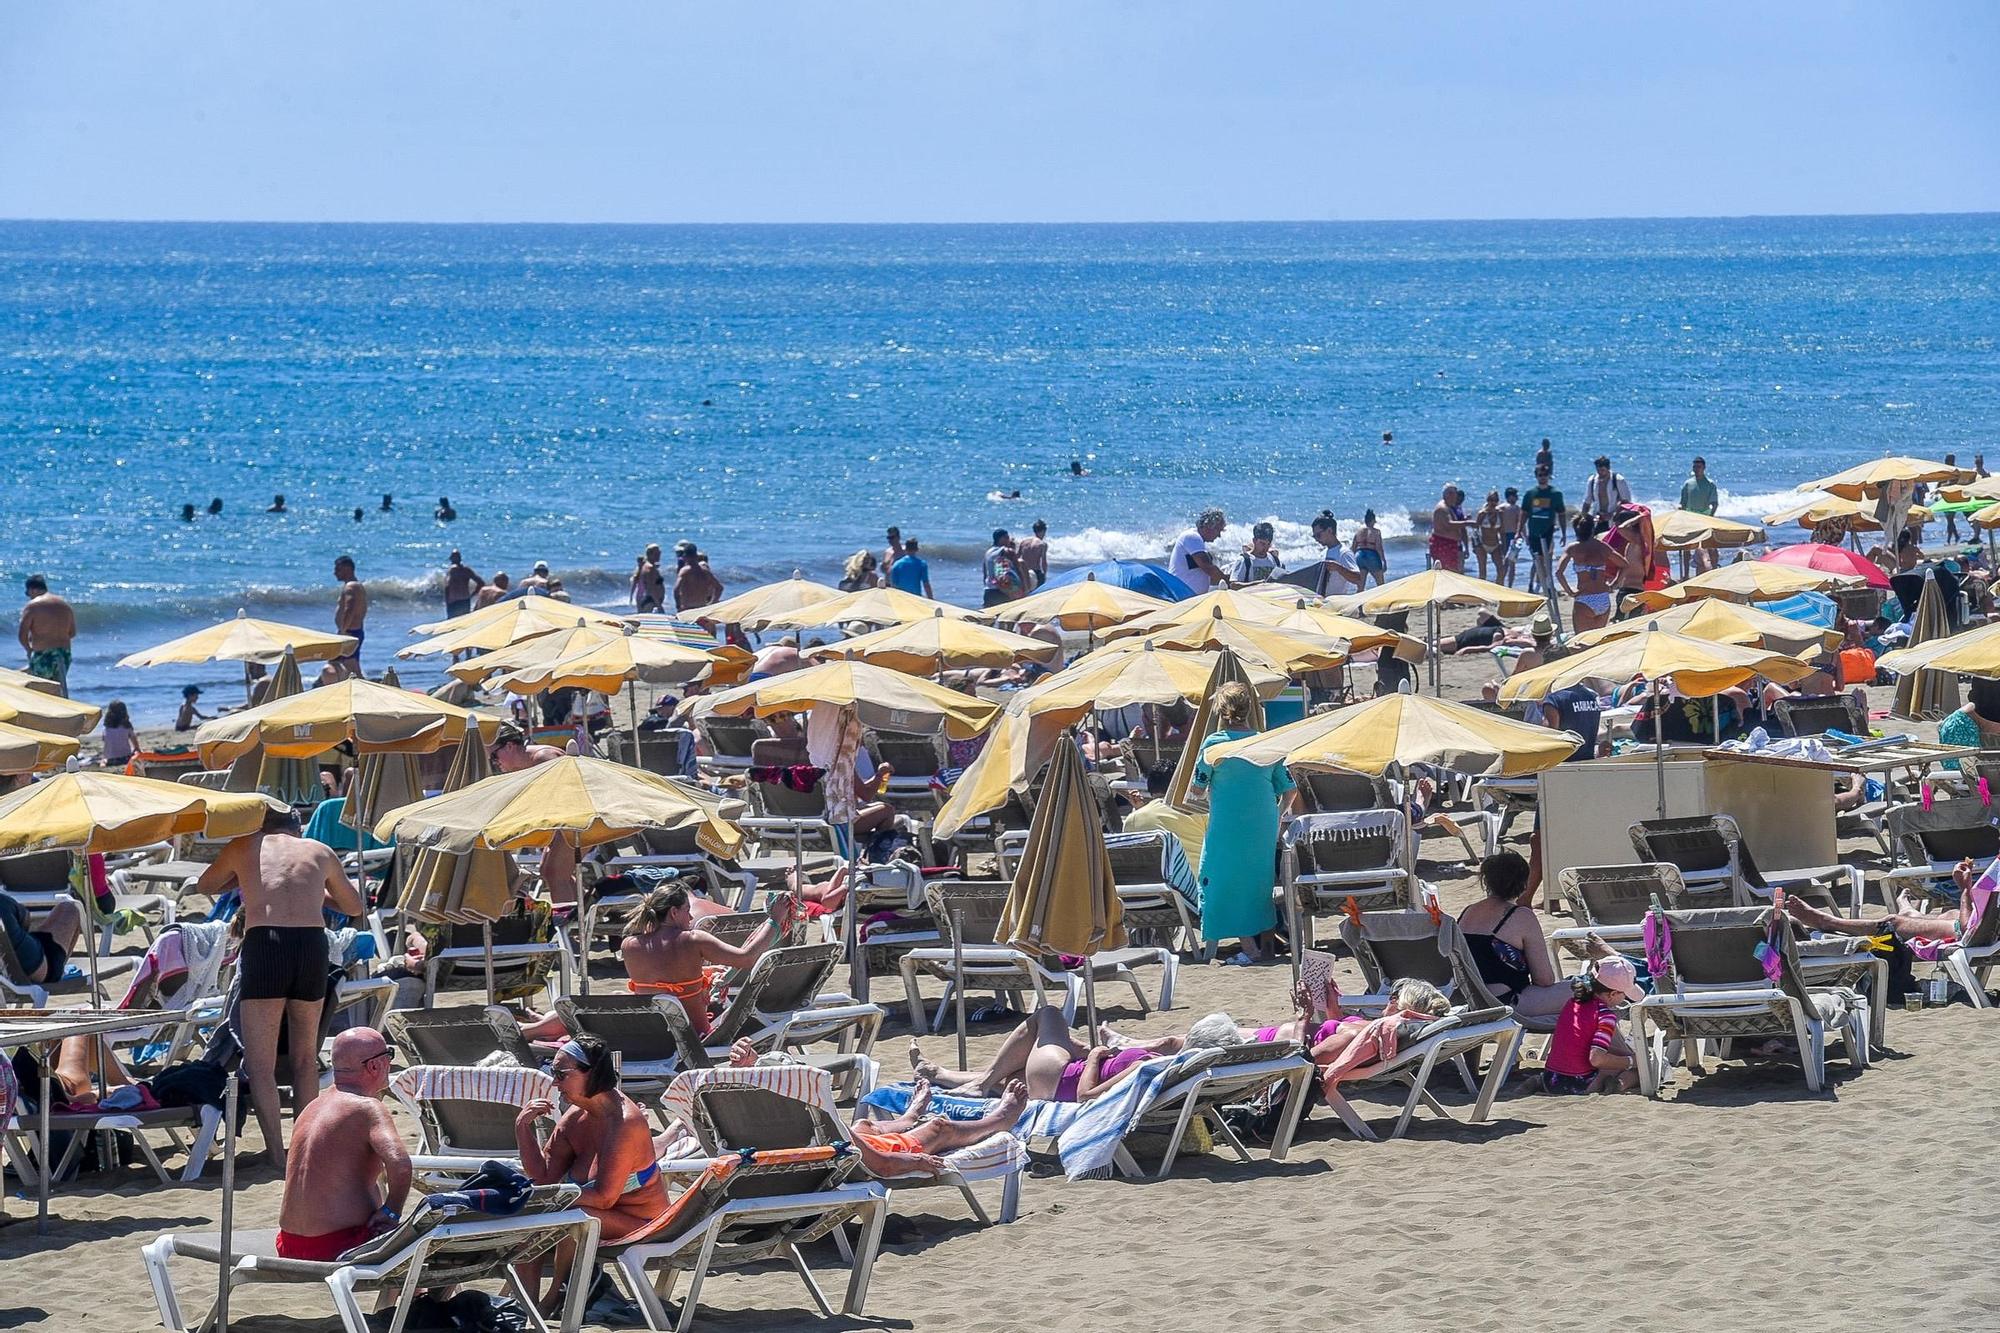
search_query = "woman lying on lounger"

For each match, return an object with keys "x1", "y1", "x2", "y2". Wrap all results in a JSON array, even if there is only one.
[{"x1": 907, "y1": 1004, "x2": 1214, "y2": 1103}]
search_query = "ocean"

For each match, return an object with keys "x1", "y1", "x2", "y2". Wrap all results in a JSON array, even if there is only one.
[{"x1": 3, "y1": 214, "x2": 1998, "y2": 723}]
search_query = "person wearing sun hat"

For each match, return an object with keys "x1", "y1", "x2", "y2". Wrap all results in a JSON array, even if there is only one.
[{"x1": 1538, "y1": 956, "x2": 1644, "y2": 1095}]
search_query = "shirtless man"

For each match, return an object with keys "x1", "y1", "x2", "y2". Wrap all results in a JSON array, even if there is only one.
[
  {"x1": 474, "y1": 571, "x2": 511, "y2": 611},
  {"x1": 276, "y1": 1027, "x2": 411, "y2": 1260},
  {"x1": 333, "y1": 556, "x2": 368, "y2": 674},
  {"x1": 196, "y1": 804, "x2": 364, "y2": 1167},
  {"x1": 19, "y1": 575, "x2": 76, "y2": 696},
  {"x1": 443, "y1": 550, "x2": 484, "y2": 619},
  {"x1": 490, "y1": 727, "x2": 577, "y2": 900},
  {"x1": 672, "y1": 541, "x2": 723, "y2": 611},
  {"x1": 1014, "y1": 519, "x2": 1050, "y2": 592},
  {"x1": 632, "y1": 544, "x2": 667, "y2": 613}
]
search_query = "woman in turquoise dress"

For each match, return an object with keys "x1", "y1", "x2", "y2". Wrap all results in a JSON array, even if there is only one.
[{"x1": 1190, "y1": 682, "x2": 1297, "y2": 965}]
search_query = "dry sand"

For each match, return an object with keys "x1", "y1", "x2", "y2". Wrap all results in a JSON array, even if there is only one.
[{"x1": 6, "y1": 608, "x2": 1989, "y2": 1332}]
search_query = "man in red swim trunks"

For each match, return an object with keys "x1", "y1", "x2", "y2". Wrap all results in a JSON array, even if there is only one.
[{"x1": 275, "y1": 1027, "x2": 412, "y2": 1260}]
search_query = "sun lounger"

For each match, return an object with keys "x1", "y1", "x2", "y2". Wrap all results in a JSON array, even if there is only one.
[
  {"x1": 1283, "y1": 810, "x2": 1417, "y2": 952},
  {"x1": 1633, "y1": 905, "x2": 1870, "y2": 1097},
  {"x1": 1629, "y1": 813, "x2": 1863, "y2": 915},
  {"x1": 1321, "y1": 1006, "x2": 1523, "y2": 1142},
  {"x1": 606, "y1": 1146, "x2": 888, "y2": 1333},
  {"x1": 387, "y1": 1004, "x2": 538, "y2": 1068},
  {"x1": 1099, "y1": 1041, "x2": 1313, "y2": 1180},
  {"x1": 387, "y1": 1064, "x2": 558, "y2": 1174},
  {"x1": 143, "y1": 1183, "x2": 598, "y2": 1333}
]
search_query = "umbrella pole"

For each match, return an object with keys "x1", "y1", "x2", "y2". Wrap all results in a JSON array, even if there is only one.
[
  {"x1": 844, "y1": 818, "x2": 864, "y2": 1004},
  {"x1": 573, "y1": 831, "x2": 589, "y2": 998},
  {"x1": 35, "y1": 1045, "x2": 51, "y2": 1233},
  {"x1": 217, "y1": 1072, "x2": 239, "y2": 1333},
  {"x1": 483, "y1": 921, "x2": 497, "y2": 1006},
  {"x1": 1083, "y1": 965, "x2": 1099, "y2": 1042},
  {"x1": 1653, "y1": 678, "x2": 1668, "y2": 820},
  {"x1": 951, "y1": 905, "x2": 967, "y2": 1071},
  {"x1": 1428, "y1": 605, "x2": 1439, "y2": 695}
]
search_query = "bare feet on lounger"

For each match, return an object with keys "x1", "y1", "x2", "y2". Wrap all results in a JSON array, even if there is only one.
[
  {"x1": 994, "y1": 1078, "x2": 1029, "y2": 1119},
  {"x1": 907, "y1": 1038, "x2": 944, "y2": 1082},
  {"x1": 907, "y1": 1078, "x2": 933, "y2": 1118}
]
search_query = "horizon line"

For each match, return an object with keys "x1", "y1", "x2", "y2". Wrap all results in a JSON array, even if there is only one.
[{"x1": 3, "y1": 208, "x2": 1997, "y2": 229}]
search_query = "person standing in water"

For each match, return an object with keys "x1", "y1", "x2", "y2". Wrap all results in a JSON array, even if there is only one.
[
  {"x1": 19, "y1": 575, "x2": 76, "y2": 695},
  {"x1": 333, "y1": 555, "x2": 368, "y2": 675}
]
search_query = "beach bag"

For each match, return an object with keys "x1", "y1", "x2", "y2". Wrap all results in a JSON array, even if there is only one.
[
  {"x1": 145, "y1": 1061, "x2": 229, "y2": 1110},
  {"x1": 1839, "y1": 648, "x2": 1875, "y2": 687}
]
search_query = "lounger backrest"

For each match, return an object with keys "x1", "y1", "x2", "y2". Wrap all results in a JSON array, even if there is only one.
[
  {"x1": 1190, "y1": 1039, "x2": 1299, "y2": 1072},
  {"x1": 556, "y1": 993, "x2": 692, "y2": 1065},
  {"x1": 339, "y1": 1183, "x2": 583, "y2": 1275},
  {"x1": 389, "y1": 1065, "x2": 557, "y2": 1157},
  {"x1": 1287, "y1": 809, "x2": 1405, "y2": 875},
  {"x1": 386, "y1": 1006, "x2": 534, "y2": 1068},
  {"x1": 1291, "y1": 766, "x2": 1389, "y2": 815},
  {"x1": 870, "y1": 730, "x2": 944, "y2": 778},
  {"x1": 624, "y1": 824, "x2": 706, "y2": 859},
  {"x1": 1886, "y1": 799, "x2": 2000, "y2": 868},
  {"x1": 1338, "y1": 909, "x2": 1456, "y2": 993},
  {"x1": 1628, "y1": 814, "x2": 1743, "y2": 907},
  {"x1": 695, "y1": 1083, "x2": 843, "y2": 1152},
  {"x1": 925, "y1": 881, "x2": 1011, "y2": 947},
  {"x1": 626, "y1": 728, "x2": 694, "y2": 778},
  {"x1": 701, "y1": 716, "x2": 764, "y2": 762},
  {"x1": 0, "y1": 850, "x2": 71, "y2": 893},
  {"x1": 1661, "y1": 906, "x2": 1819, "y2": 1009},
  {"x1": 755, "y1": 776, "x2": 828, "y2": 821},
  {"x1": 1105, "y1": 834, "x2": 1167, "y2": 886},
  {"x1": 1559, "y1": 863, "x2": 1685, "y2": 927},
  {"x1": 706, "y1": 941, "x2": 844, "y2": 1044},
  {"x1": 1772, "y1": 694, "x2": 1863, "y2": 739},
  {"x1": 1122, "y1": 735, "x2": 1177, "y2": 773}
]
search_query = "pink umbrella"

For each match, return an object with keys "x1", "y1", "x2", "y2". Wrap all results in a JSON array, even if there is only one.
[{"x1": 1757, "y1": 542, "x2": 1890, "y2": 590}]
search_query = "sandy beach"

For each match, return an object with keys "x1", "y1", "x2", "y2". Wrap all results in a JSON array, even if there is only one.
[{"x1": 3, "y1": 630, "x2": 1983, "y2": 1333}]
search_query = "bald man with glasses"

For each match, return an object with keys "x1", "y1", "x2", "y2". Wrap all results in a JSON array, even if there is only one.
[{"x1": 275, "y1": 1027, "x2": 412, "y2": 1261}]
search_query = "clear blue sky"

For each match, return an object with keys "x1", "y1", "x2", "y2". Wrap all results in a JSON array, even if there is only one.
[{"x1": 3, "y1": 1, "x2": 1996, "y2": 223}]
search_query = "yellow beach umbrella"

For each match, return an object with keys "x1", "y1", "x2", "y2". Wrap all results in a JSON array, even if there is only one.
[
  {"x1": 1497, "y1": 628, "x2": 1815, "y2": 707},
  {"x1": 1941, "y1": 477, "x2": 2000, "y2": 504},
  {"x1": 470, "y1": 625, "x2": 713, "y2": 693},
  {"x1": 1763, "y1": 492, "x2": 1931, "y2": 532},
  {"x1": 803, "y1": 611, "x2": 1059, "y2": 677},
  {"x1": 1801, "y1": 456, "x2": 1968, "y2": 500},
  {"x1": 1265, "y1": 603, "x2": 1426, "y2": 659},
  {"x1": 0, "y1": 721, "x2": 80, "y2": 775},
  {"x1": 698, "y1": 658, "x2": 999, "y2": 739},
  {"x1": 401, "y1": 596, "x2": 627, "y2": 658},
  {"x1": 0, "y1": 682, "x2": 102, "y2": 737},
  {"x1": 1029, "y1": 642, "x2": 1287, "y2": 713},
  {"x1": 1109, "y1": 615, "x2": 1350, "y2": 676},
  {"x1": 976, "y1": 574, "x2": 1170, "y2": 633},
  {"x1": 1654, "y1": 509, "x2": 1766, "y2": 551},
  {"x1": 1101, "y1": 587, "x2": 1297, "y2": 641},
  {"x1": 1356, "y1": 569, "x2": 1546, "y2": 694},
  {"x1": 1206, "y1": 692, "x2": 1582, "y2": 779},
  {"x1": 692, "y1": 571, "x2": 846, "y2": 629},
  {"x1": 0, "y1": 667, "x2": 62, "y2": 697},
  {"x1": 116, "y1": 610, "x2": 356, "y2": 668},
  {"x1": 1625, "y1": 559, "x2": 1863, "y2": 612},
  {"x1": 997, "y1": 736, "x2": 1122, "y2": 1035},
  {"x1": 1568, "y1": 598, "x2": 1841, "y2": 657},
  {"x1": 378, "y1": 754, "x2": 743, "y2": 859},
  {"x1": 1878, "y1": 618, "x2": 2000, "y2": 677},
  {"x1": 193, "y1": 677, "x2": 501, "y2": 767},
  {"x1": 749, "y1": 586, "x2": 976, "y2": 633},
  {"x1": 0, "y1": 772, "x2": 272, "y2": 855},
  {"x1": 1971, "y1": 501, "x2": 2000, "y2": 531}
]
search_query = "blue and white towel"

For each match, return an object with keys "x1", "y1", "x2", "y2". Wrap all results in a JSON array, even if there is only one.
[
  {"x1": 860, "y1": 1082, "x2": 1079, "y2": 1141},
  {"x1": 1106, "y1": 830, "x2": 1198, "y2": 909},
  {"x1": 1053, "y1": 1048, "x2": 1212, "y2": 1179}
]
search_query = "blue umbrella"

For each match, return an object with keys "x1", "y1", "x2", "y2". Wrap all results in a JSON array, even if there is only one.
[
  {"x1": 1751, "y1": 591, "x2": 1840, "y2": 629},
  {"x1": 1044, "y1": 560, "x2": 1193, "y2": 601}
]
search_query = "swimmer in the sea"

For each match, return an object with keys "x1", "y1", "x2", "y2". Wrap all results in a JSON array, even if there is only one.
[
  {"x1": 268, "y1": 494, "x2": 286, "y2": 513},
  {"x1": 1070, "y1": 459, "x2": 1088, "y2": 477},
  {"x1": 381, "y1": 493, "x2": 394, "y2": 511},
  {"x1": 207, "y1": 497, "x2": 223, "y2": 515}
]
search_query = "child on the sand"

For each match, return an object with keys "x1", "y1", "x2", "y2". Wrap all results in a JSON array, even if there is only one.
[{"x1": 1538, "y1": 956, "x2": 1642, "y2": 1094}]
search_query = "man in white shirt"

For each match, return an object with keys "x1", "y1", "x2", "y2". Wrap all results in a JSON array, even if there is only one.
[
  {"x1": 1578, "y1": 455, "x2": 1632, "y2": 520},
  {"x1": 1169, "y1": 508, "x2": 1228, "y2": 595}
]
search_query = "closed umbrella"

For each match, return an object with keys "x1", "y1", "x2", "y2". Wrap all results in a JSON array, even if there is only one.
[
  {"x1": 996, "y1": 736, "x2": 1122, "y2": 1044},
  {"x1": 222, "y1": 649, "x2": 319, "y2": 805},
  {"x1": 0, "y1": 682, "x2": 101, "y2": 737},
  {"x1": 1358, "y1": 570, "x2": 1547, "y2": 693},
  {"x1": 1892, "y1": 575, "x2": 1958, "y2": 721},
  {"x1": 398, "y1": 729, "x2": 516, "y2": 927},
  {"x1": 1166, "y1": 647, "x2": 1263, "y2": 814},
  {"x1": 0, "y1": 720, "x2": 79, "y2": 774}
]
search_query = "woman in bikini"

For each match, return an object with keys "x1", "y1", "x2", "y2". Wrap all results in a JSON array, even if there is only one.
[
  {"x1": 515, "y1": 1034, "x2": 668, "y2": 1313},
  {"x1": 1554, "y1": 514, "x2": 1628, "y2": 633},
  {"x1": 1457, "y1": 851, "x2": 1616, "y2": 1018},
  {"x1": 909, "y1": 1005, "x2": 1193, "y2": 1103}
]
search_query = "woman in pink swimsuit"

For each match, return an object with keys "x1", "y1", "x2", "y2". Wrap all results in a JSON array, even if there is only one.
[{"x1": 909, "y1": 1005, "x2": 1174, "y2": 1103}]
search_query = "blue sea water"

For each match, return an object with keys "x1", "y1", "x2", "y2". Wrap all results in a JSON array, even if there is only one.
[{"x1": 2, "y1": 215, "x2": 1998, "y2": 723}]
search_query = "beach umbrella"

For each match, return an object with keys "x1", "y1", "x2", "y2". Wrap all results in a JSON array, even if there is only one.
[
  {"x1": 1878, "y1": 618, "x2": 2000, "y2": 678},
  {"x1": 0, "y1": 681, "x2": 102, "y2": 737},
  {"x1": 481, "y1": 627, "x2": 715, "y2": 693},
  {"x1": 1267, "y1": 603, "x2": 1427, "y2": 659},
  {"x1": 1357, "y1": 570, "x2": 1547, "y2": 694},
  {"x1": 1801, "y1": 456, "x2": 1968, "y2": 500},
  {"x1": 1206, "y1": 692, "x2": 1584, "y2": 779},
  {"x1": 697, "y1": 658, "x2": 999, "y2": 739},
  {"x1": 1042, "y1": 560, "x2": 1193, "y2": 601},
  {"x1": 975, "y1": 573, "x2": 1170, "y2": 635},
  {"x1": 1101, "y1": 587, "x2": 1300, "y2": 641},
  {"x1": 116, "y1": 610, "x2": 358, "y2": 703},
  {"x1": 1891, "y1": 575, "x2": 1958, "y2": 721},
  {"x1": 400, "y1": 595, "x2": 626, "y2": 657},
  {"x1": 389, "y1": 730, "x2": 519, "y2": 1000},
  {"x1": 1568, "y1": 598, "x2": 1842, "y2": 658},
  {"x1": 1110, "y1": 614, "x2": 1350, "y2": 678},
  {"x1": 1941, "y1": 477, "x2": 2000, "y2": 504},
  {"x1": 749, "y1": 586, "x2": 977, "y2": 633},
  {"x1": 222, "y1": 649, "x2": 320, "y2": 806},
  {"x1": 442, "y1": 623, "x2": 630, "y2": 686},
  {"x1": 193, "y1": 677, "x2": 502, "y2": 767},
  {"x1": 0, "y1": 720, "x2": 79, "y2": 775},
  {"x1": 0, "y1": 666, "x2": 60, "y2": 696},
  {"x1": 1763, "y1": 492, "x2": 1932, "y2": 536},
  {"x1": 1654, "y1": 509, "x2": 1766, "y2": 551},
  {"x1": 1164, "y1": 647, "x2": 1264, "y2": 815},
  {"x1": 1625, "y1": 559, "x2": 1864, "y2": 613},
  {"x1": 1498, "y1": 628, "x2": 1817, "y2": 817},
  {"x1": 690, "y1": 571, "x2": 844, "y2": 629},
  {"x1": 996, "y1": 736, "x2": 1122, "y2": 1043},
  {"x1": 802, "y1": 610, "x2": 1060, "y2": 678},
  {"x1": 1757, "y1": 542, "x2": 1891, "y2": 590}
]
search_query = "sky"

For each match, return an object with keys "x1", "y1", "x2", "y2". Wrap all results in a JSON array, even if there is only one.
[{"x1": 2, "y1": 2, "x2": 1997, "y2": 224}]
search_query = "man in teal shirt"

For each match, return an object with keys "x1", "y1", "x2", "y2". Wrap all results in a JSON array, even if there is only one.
[{"x1": 1679, "y1": 456, "x2": 1719, "y2": 516}]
